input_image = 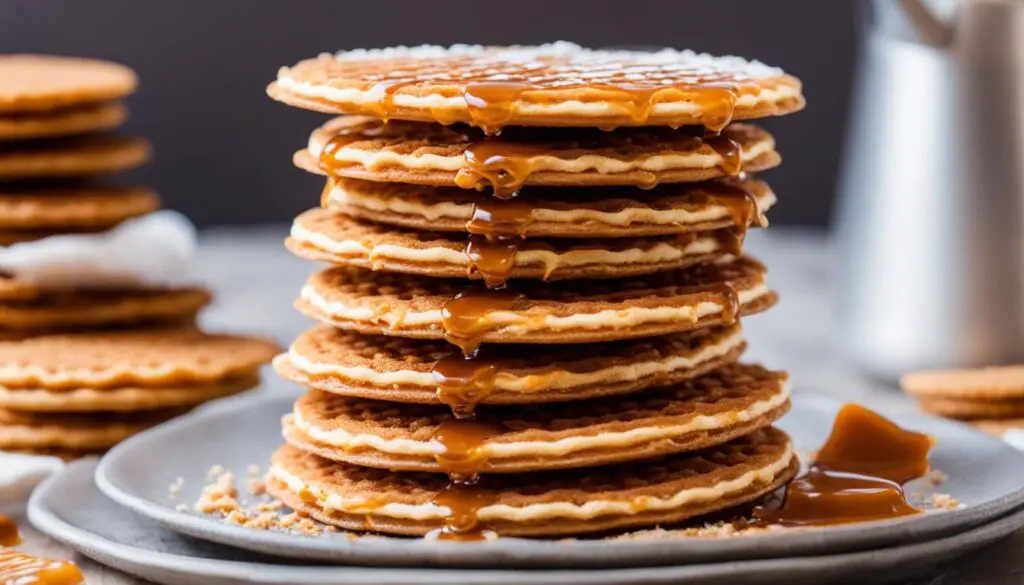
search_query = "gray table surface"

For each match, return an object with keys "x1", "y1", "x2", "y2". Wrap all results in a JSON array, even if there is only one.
[{"x1": 13, "y1": 226, "x2": 1024, "y2": 584}]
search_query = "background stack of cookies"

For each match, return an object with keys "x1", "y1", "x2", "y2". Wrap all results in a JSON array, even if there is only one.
[
  {"x1": 0, "y1": 55, "x2": 278, "y2": 458},
  {"x1": 266, "y1": 43, "x2": 805, "y2": 538},
  {"x1": 903, "y1": 366, "x2": 1024, "y2": 438}
]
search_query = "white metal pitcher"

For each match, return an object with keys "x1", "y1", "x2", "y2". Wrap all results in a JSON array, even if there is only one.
[{"x1": 835, "y1": 0, "x2": 1024, "y2": 379}]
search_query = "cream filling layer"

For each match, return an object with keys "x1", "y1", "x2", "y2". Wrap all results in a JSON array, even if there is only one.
[
  {"x1": 269, "y1": 441, "x2": 793, "y2": 522},
  {"x1": 329, "y1": 184, "x2": 777, "y2": 225},
  {"x1": 308, "y1": 136, "x2": 775, "y2": 175},
  {"x1": 300, "y1": 281, "x2": 771, "y2": 332},
  {"x1": 290, "y1": 379, "x2": 790, "y2": 459},
  {"x1": 280, "y1": 327, "x2": 745, "y2": 392},
  {"x1": 290, "y1": 222, "x2": 723, "y2": 272},
  {"x1": 277, "y1": 75, "x2": 800, "y2": 119}
]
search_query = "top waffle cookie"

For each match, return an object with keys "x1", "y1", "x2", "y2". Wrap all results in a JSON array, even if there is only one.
[{"x1": 269, "y1": 42, "x2": 804, "y2": 132}]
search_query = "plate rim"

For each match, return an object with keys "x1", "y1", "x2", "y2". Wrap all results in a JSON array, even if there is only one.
[
  {"x1": 94, "y1": 391, "x2": 1024, "y2": 568},
  {"x1": 33, "y1": 459, "x2": 1024, "y2": 585}
]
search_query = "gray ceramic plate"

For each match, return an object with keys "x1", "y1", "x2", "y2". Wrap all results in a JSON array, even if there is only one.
[
  {"x1": 32, "y1": 460, "x2": 1024, "y2": 585},
  {"x1": 95, "y1": 391, "x2": 1024, "y2": 569}
]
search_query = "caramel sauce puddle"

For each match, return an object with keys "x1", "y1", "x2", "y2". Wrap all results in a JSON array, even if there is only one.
[{"x1": 755, "y1": 404, "x2": 934, "y2": 527}]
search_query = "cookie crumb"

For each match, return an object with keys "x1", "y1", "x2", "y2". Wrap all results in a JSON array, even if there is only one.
[
  {"x1": 191, "y1": 464, "x2": 332, "y2": 537},
  {"x1": 175, "y1": 503, "x2": 188, "y2": 513},
  {"x1": 195, "y1": 470, "x2": 240, "y2": 515},
  {"x1": 613, "y1": 519, "x2": 768, "y2": 541},
  {"x1": 256, "y1": 500, "x2": 284, "y2": 512},
  {"x1": 930, "y1": 493, "x2": 962, "y2": 510},
  {"x1": 168, "y1": 476, "x2": 184, "y2": 498},
  {"x1": 927, "y1": 469, "x2": 948, "y2": 486},
  {"x1": 248, "y1": 476, "x2": 266, "y2": 496}
]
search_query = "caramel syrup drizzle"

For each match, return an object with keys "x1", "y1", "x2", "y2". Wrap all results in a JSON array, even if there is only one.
[
  {"x1": 704, "y1": 135, "x2": 743, "y2": 177},
  {"x1": 430, "y1": 417, "x2": 503, "y2": 480},
  {"x1": 0, "y1": 548, "x2": 83, "y2": 585},
  {"x1": 690, "y1": 282, "x2": 740, "y2": 325},
  {"x1": 755, "y1": 404, "x2": 934, "y2": 527},
  {"x1": 429, "y1": 480, "x2": 499, "y2": 541},
  {"x1": 0, "y1": 515, "x2": 19, "y2": 547},
  {"x1": 465, "y1": 235, "x2": 520, "y2": 289},
  {"x1": 432, "y1": 351, "x2": 501, "y2": 419},
  {"x1": 347, "y1": 54, "x2": 763, "y2": 134},
  {"x1": 454, "y1": 140, "x2": 550, "y2": 200},
  {"x1": 431, "y1": 294, "x2": 522, "y2": 539},
  {"x1": 315, "y1": 120, "x2": 748, "y2": 204},
  {"x1": 320, "y1": 177, "x2": 336, "y2": 208},
  {"x1": 426, "y1": 417, "x2": 504, "y2": 541},
  {"x1": 467, "y1": 198, "x2": 534, "y2": 238},
  {"x1": 439, "y1": 290, "x2": 522, "y2": 356},
  {"x1": 451, "y1": 130, "x2": 746, "y2": 201}
]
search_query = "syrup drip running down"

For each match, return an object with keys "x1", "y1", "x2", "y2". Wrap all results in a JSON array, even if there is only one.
[
  {"x1": 316, "y1": 118, "x2": 406, "y2": 176},
  {"x1": 466, "y1": 199, "x2": 535, "y2": 238},
  {"x1": 319, "y1": 177, "x2": 336, "y2": 208},
  {"x1": 705, "y1": 135, "x2": 743, "y2": 177},
  {"x1": 366, "y1": 79, "x2": 417, "y2": 122},
  {"x1": 439, "y1": 290, "x2": 522, "y2": 356},
  {"x1": 701, "y1": 181, "x2": 766, "y2": 230},
  {"x1": 0, "y1": 515, "x2": 19, "y2": 547},
  {"x1": 432, "y1": 352, "x2": 501, "y2": 418},
  {"x1": 691, "y1": 282, "x2": 740, "y2": 325},
  {"x1": 430, "y1": 481, "x2": 498, "y2": 542},
  {"x1": 701, "y1": 180, "x2": 766, "y2": 257},
  {"x1": 755, "y1": 404, "x2": 934, "y2": 527},
  {"x1": 455, "y1": 140, "x2": 549, "y2": 200},
  {"x1": 0, "y1": 548, "x2": 83, "y2": 585},
  {"x1": 425, "y1": 379, "x2": 507, "y2": 540},
  {"x1": 427, "y1": 418, "x2": 504, "y2": 541},
  {"x1": 465, "y1": 236, "x2": 520, "y2": 288},
  {"x1": 430, "y1": 417, "x2": 503, "y2": 480}
]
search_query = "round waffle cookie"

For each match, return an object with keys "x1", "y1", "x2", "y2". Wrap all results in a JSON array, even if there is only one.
[
  {"x1": 287, "y1": 208, "x2": 738, "y2": 283},
  {"x1": 0, "y1": 375, "x2": 259, "y2": 413},
  {"x1": 296, "y1": 257, "x2": 776, "y2": 348},
  {"x1": 275, "y1": 324, "x2": 746, "y2": 405},
  {"x1": 269, "y1": 43, "x2": 804, "y2": 132},
  {"x1": 0, "y1": 329, "x2": 278, "y2": 388},
  {"x1": 0, "y1": 288, "x2": 211, "y2": 333},
  {"x1": 0, "y1": 407, "x2": 182, "y2": 451},
  {"x1": 971, "y1": 418, "x2": 1024, "y2": 436},
  {"x1": 0, "y1": 55, "x2": 137, "y2": 113},
  {"x1": 0, "y1": 184, "x2": 158, "y2": 230},
  {"x1": 283, "y1": 363, "x2": 791, "y2": 474},
  {"x1": 916, "y1": 397, "x2": 1024, "y2": 420},
  {"x1": 297, "y1": 117, "x2": 779, "y2": 194},
  {"x1": 0, "y1": 101, "x2": 127, "y2": 142},
  {"x1": 0, "y1": 276, "x2": 44, "y2": 302},
  {"x1": 267, "y1": 427, "x2": 798, "y2": 537},
  {"x1": 0, "y1": 135, "x2": 151, "y2": 181},
  {"x1": 323, "y1": 176, "x2": 776, "y2": 238},
  {"x1": 902, "y1": 366, "x2": 1024, "y2": 401},
  {"x1": 0, "y1": 329, "x2": 277, "y2": 412}
]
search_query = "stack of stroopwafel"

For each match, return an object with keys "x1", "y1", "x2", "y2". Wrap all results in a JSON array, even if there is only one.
[
  {"x1": 0, "y1": 56, "x2": 278, "y2": 458},
  {"x1": 267, "y1": 42, "x2": 805, "y2": 538},
  {"x1": 902, "y1": 366, "x2": 1024, "y2": 437}
]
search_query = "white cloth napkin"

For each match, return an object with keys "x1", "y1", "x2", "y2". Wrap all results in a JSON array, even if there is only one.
[
  {"x1": 0, "y1": 452, "x2": 63, "y2": 502},
  {"x1": 0, "y1": 210, "x2": 197, "y2": 289},
  {"x1": 1001, "y1": 429, "x2": 1024, "y2": 452}
]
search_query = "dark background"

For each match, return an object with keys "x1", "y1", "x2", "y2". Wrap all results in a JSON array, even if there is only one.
[{"x1": 0, "y1": 0, "x2": 860, "y2": 228}]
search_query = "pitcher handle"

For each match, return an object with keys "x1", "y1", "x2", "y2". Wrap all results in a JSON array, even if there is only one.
[{"x1": 898, "y1": 0, "x2": 954, "y2": 46}]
